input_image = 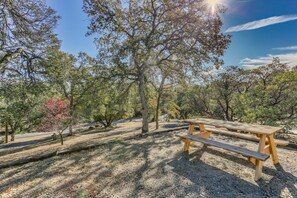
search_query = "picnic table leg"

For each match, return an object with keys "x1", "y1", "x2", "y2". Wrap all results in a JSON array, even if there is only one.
[
  {"x1": 267, "y1": 134, "x2": 279, "y2": 164},
  {"x1": 255, "y1": 134, "x2": 266, "y2": 181},
  {"x1": 183, "y1": 123, "x2": 195, "y2": 152},
  {"x1": 197, "y1": 123, "x2": 211, "y2": 139},
  {"x1": 188, "y1": 123, "x2": 195, "y2": 135},
  {"x1": 183, "y1": 140, "x2": 191, "y2": 152}
]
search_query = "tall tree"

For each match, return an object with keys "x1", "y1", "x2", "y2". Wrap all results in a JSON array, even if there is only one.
[
  {"x1": 150, "y1": 68, "x2": 169, "y2": 129},
  {"x1": 83, "y1": 0, "x2": 230, "y2": 133},
  {"x1": 0, "y1": 0, "x2": 59, "y2": 77}
]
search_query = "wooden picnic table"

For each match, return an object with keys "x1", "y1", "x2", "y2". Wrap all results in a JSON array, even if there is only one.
[{"x1": 179, "y1": 118, "x2": 287, "y2": 181}]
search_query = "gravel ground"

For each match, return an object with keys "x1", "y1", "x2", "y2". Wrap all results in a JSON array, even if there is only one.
[{"x1": 0, "y1": 130, "x2": 296, "y2": 198}]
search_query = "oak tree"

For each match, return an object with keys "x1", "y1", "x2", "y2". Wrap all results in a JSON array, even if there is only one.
[
  {"x1": 83, "y1": 0, "x2": 230, "y2": 133},
  {"x1": 0, "y1": 0, "x2": 59, "y2": 77}
]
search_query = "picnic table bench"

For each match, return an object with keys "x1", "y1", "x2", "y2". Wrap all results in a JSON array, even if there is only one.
[{"x1": 177, "y1": 118, "x2": 289, "y2": 181}]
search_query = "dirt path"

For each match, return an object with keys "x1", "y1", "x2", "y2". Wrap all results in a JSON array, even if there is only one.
[{"x1": 0, "y1": 130, "x2": 296, "y2": 198}]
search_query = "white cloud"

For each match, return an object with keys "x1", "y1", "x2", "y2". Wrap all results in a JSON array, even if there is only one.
[
  {"x1": 240, "y1": 52, "x2": 297, "y2": 69},
  {"x1": 225, "y1": 14, "x2": 297, "y2": 33},
  {"x1": 273, "y1": 46, "x2": 297, "y2": 51}
]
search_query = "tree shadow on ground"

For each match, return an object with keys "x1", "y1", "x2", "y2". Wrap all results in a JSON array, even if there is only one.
[
  {"x1": 257, "y1": 164, "x2": 297, "y2": 197},
  {"x1": 0, "y1": 138, "x2": 51, "y2": 150},
  {"x1": 78, "y1": 128, "x2": 112, "y2": 135},
  {"x1": 0, "y1": 132, "x2": 296, "y2": 197},
  {"x1": 0, "y1": 149, "x2": 108, "y2": 197},
  {"x1": 161, "y1": 123, "x2": 187, "y2": 129},
  {"x1": 166, "y1": 145, "x2": 297, "y2": 197},
  {"x1": 167, "y1": 152, "x2": 263, "y2": 197}
]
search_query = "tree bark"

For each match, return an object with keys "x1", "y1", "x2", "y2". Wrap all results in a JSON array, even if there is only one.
[
  {"x1": 138, "y1": 72, "x2": 149, "y2": 133},
  {"x1": 59, "y1": 132, "x2": 64, "y2": 145},
  {"x1": 5, "y1": 122, "x2": 8, "y2": 143},
  {"x1": 11, "y1": 131, "x2": 15, "y2": 142},
  {"x1": 69, "y1": 100, "x2": 74, "y2": 136},
  {"x1": 69, "y1": 117, "x2": 73, "y2": 136},
  {"x1": 155, "y1": 75, "x2": 166, "y2": 129},
  {"x1": 9, "y1": 123, "x2": 16, "y2": 142},
  {"x1": 155, "y1": 96, "x2": 160, "y2": 129}
]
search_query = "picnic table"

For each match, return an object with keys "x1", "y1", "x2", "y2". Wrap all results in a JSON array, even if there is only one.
[{"x1": 177, "y1": 118, "x2": 289, "y2": 181}]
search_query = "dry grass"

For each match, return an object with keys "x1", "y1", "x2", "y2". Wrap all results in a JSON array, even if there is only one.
[
  {"x1": 0, "y1": 130, "x2": 296, "y2": 198},
  {"x1": 0, "y1": 121, "x2": 185, "y2": 168}
]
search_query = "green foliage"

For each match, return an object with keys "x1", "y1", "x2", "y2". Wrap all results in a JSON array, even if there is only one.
[
  {"x1": 83, "y1": 0, "x2": 231, "y2": 132},
  {"x1": 0, "y1": 79, "x2": 45, "y2": 138},
  {"x1": 176, "y1": 58, "x2": 297, "y2": 129},
  {"x1": 237, "y1": 59, "x2": 297, "y2": 128},
  {"x1": 0, "y1": 0, "x2": 59, "y2": 77},
  {"x1": 42, "y1": 48, "x2": 97, "y2": 133},
  {"x1": 1, "y1": 1, "x2": 296, "y2": 139},
  {"x1": 78, "y1": 190, "x2": 87, "y2": 198},
  {"x1": 157, "y1": 85, "x2": 180, "y2": 119},
  {"x1": 83, "y1": 80, "x2": 134, "y2": 128}
]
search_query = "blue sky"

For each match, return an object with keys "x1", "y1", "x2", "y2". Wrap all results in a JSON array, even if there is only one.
[{"x1": 46, "y1": 0, "x2": 297, "y2": 69}]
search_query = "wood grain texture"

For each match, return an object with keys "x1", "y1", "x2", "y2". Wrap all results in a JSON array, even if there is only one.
[
  {"x1": 185, "y1": 118, "x2": 283, "y2": 135},
  {"x1": 205, "y1": 126, "x2": 289, "y2": 146},
  {"x1": 268, "y1": 134, "x2": 279, "y2": 164},
  {"x1": 177, "y1": 134, "x2": 269, "y2": 161},
  {"x1": 255, "y1": 135, "x2": 267, "y2": 181},
  {"x1": 188, "y1": 123, "x2": 195, "y2": 135}
]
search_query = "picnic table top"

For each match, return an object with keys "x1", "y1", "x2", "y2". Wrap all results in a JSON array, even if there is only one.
[{"x1": 184, "y1": 118, "x2": 283, "y2": 135}]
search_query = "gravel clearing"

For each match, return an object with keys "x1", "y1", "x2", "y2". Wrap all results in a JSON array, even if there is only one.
[{"x1": 0, "y1": 130, "x2": 296, "y2": 198}]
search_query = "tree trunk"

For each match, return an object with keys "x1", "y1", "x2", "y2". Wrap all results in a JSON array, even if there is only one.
[
  {"x1": 69, "y1": 102, "x2": 74, "y2": 136},
  {"x1": 5, "y1": 122, "x2": 8, "y2": 143},
  {"x1": 155, "y1": 92, "x2": 163, "y2": 129},
  {"x1": 11, "y1": 131, "x2": 15, "y2": 142},
  {"x1": 106, "y1": 114, "x2": 113, "y2": 127},
  {"x1": 9, "y1": 122, "x2": 16, "y2": 141},
  {"x1": 69, "y1": 119, "x2": 73, "y2": 136},
  {"x1": 138, "y1": 72, "x2": 149, "y2": 133},
  {"x1": 155, "y1": 75, "x2": 166, "y2": 130},
  {"x1": 155, "y1": 99, "x2": 160, "y2": 129},
  {"x1": 59, "y1": 132, "x2": 64, "y2": 145}
]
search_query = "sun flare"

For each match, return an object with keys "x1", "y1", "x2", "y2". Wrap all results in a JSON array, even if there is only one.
[{"x1": 207, "y1": 0, "x2": 218, "y2": 14}]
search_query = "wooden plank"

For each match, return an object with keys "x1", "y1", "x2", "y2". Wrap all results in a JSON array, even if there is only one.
[
  {"x1": 198, "y1": 123, "x2": 206, "y2": 132},
  {"x1": 196, "y1": 123, "x2": 212, "y2": 138},
  {"x1": 205, "y1": 127, "x2": 289, "y2": 146},
  {"x1": 248, "y1": 144, "x2": 270, "y2": 165},
  {"x1": 263, "y1": 145, "x2": 271, "y2": 155},
  {"x1": 184, "y1": 139, "x2": 191, "y2": 152},
  {"x1": 177, "y1": 134, "x2": 269, "y2": 161},
  {"x1": 248, "y1": 157, "x2": 256, "y2": 165},
  {"x1": 185, "y1": 118, "x2": 283, "y2": 135},
  {"x1": 188, "y1": 123, "x2": 195, "y2": 135},
  {"x1": 195, "y1": 131, "x2": 212, "y2": 139},
  {"x1": 255, "y1": 135, "x2": 266, "y2": 181},
  {"x1": 268, "y1": 134, "x2": 279, "y2": 164},
  {"x1": 183, "y1": 123, "x2": 195, "y2": 152}
]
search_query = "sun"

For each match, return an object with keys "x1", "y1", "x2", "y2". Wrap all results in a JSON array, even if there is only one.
[{"x1": 207, "y1": 0, "x2": 218, "y2": 14}]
